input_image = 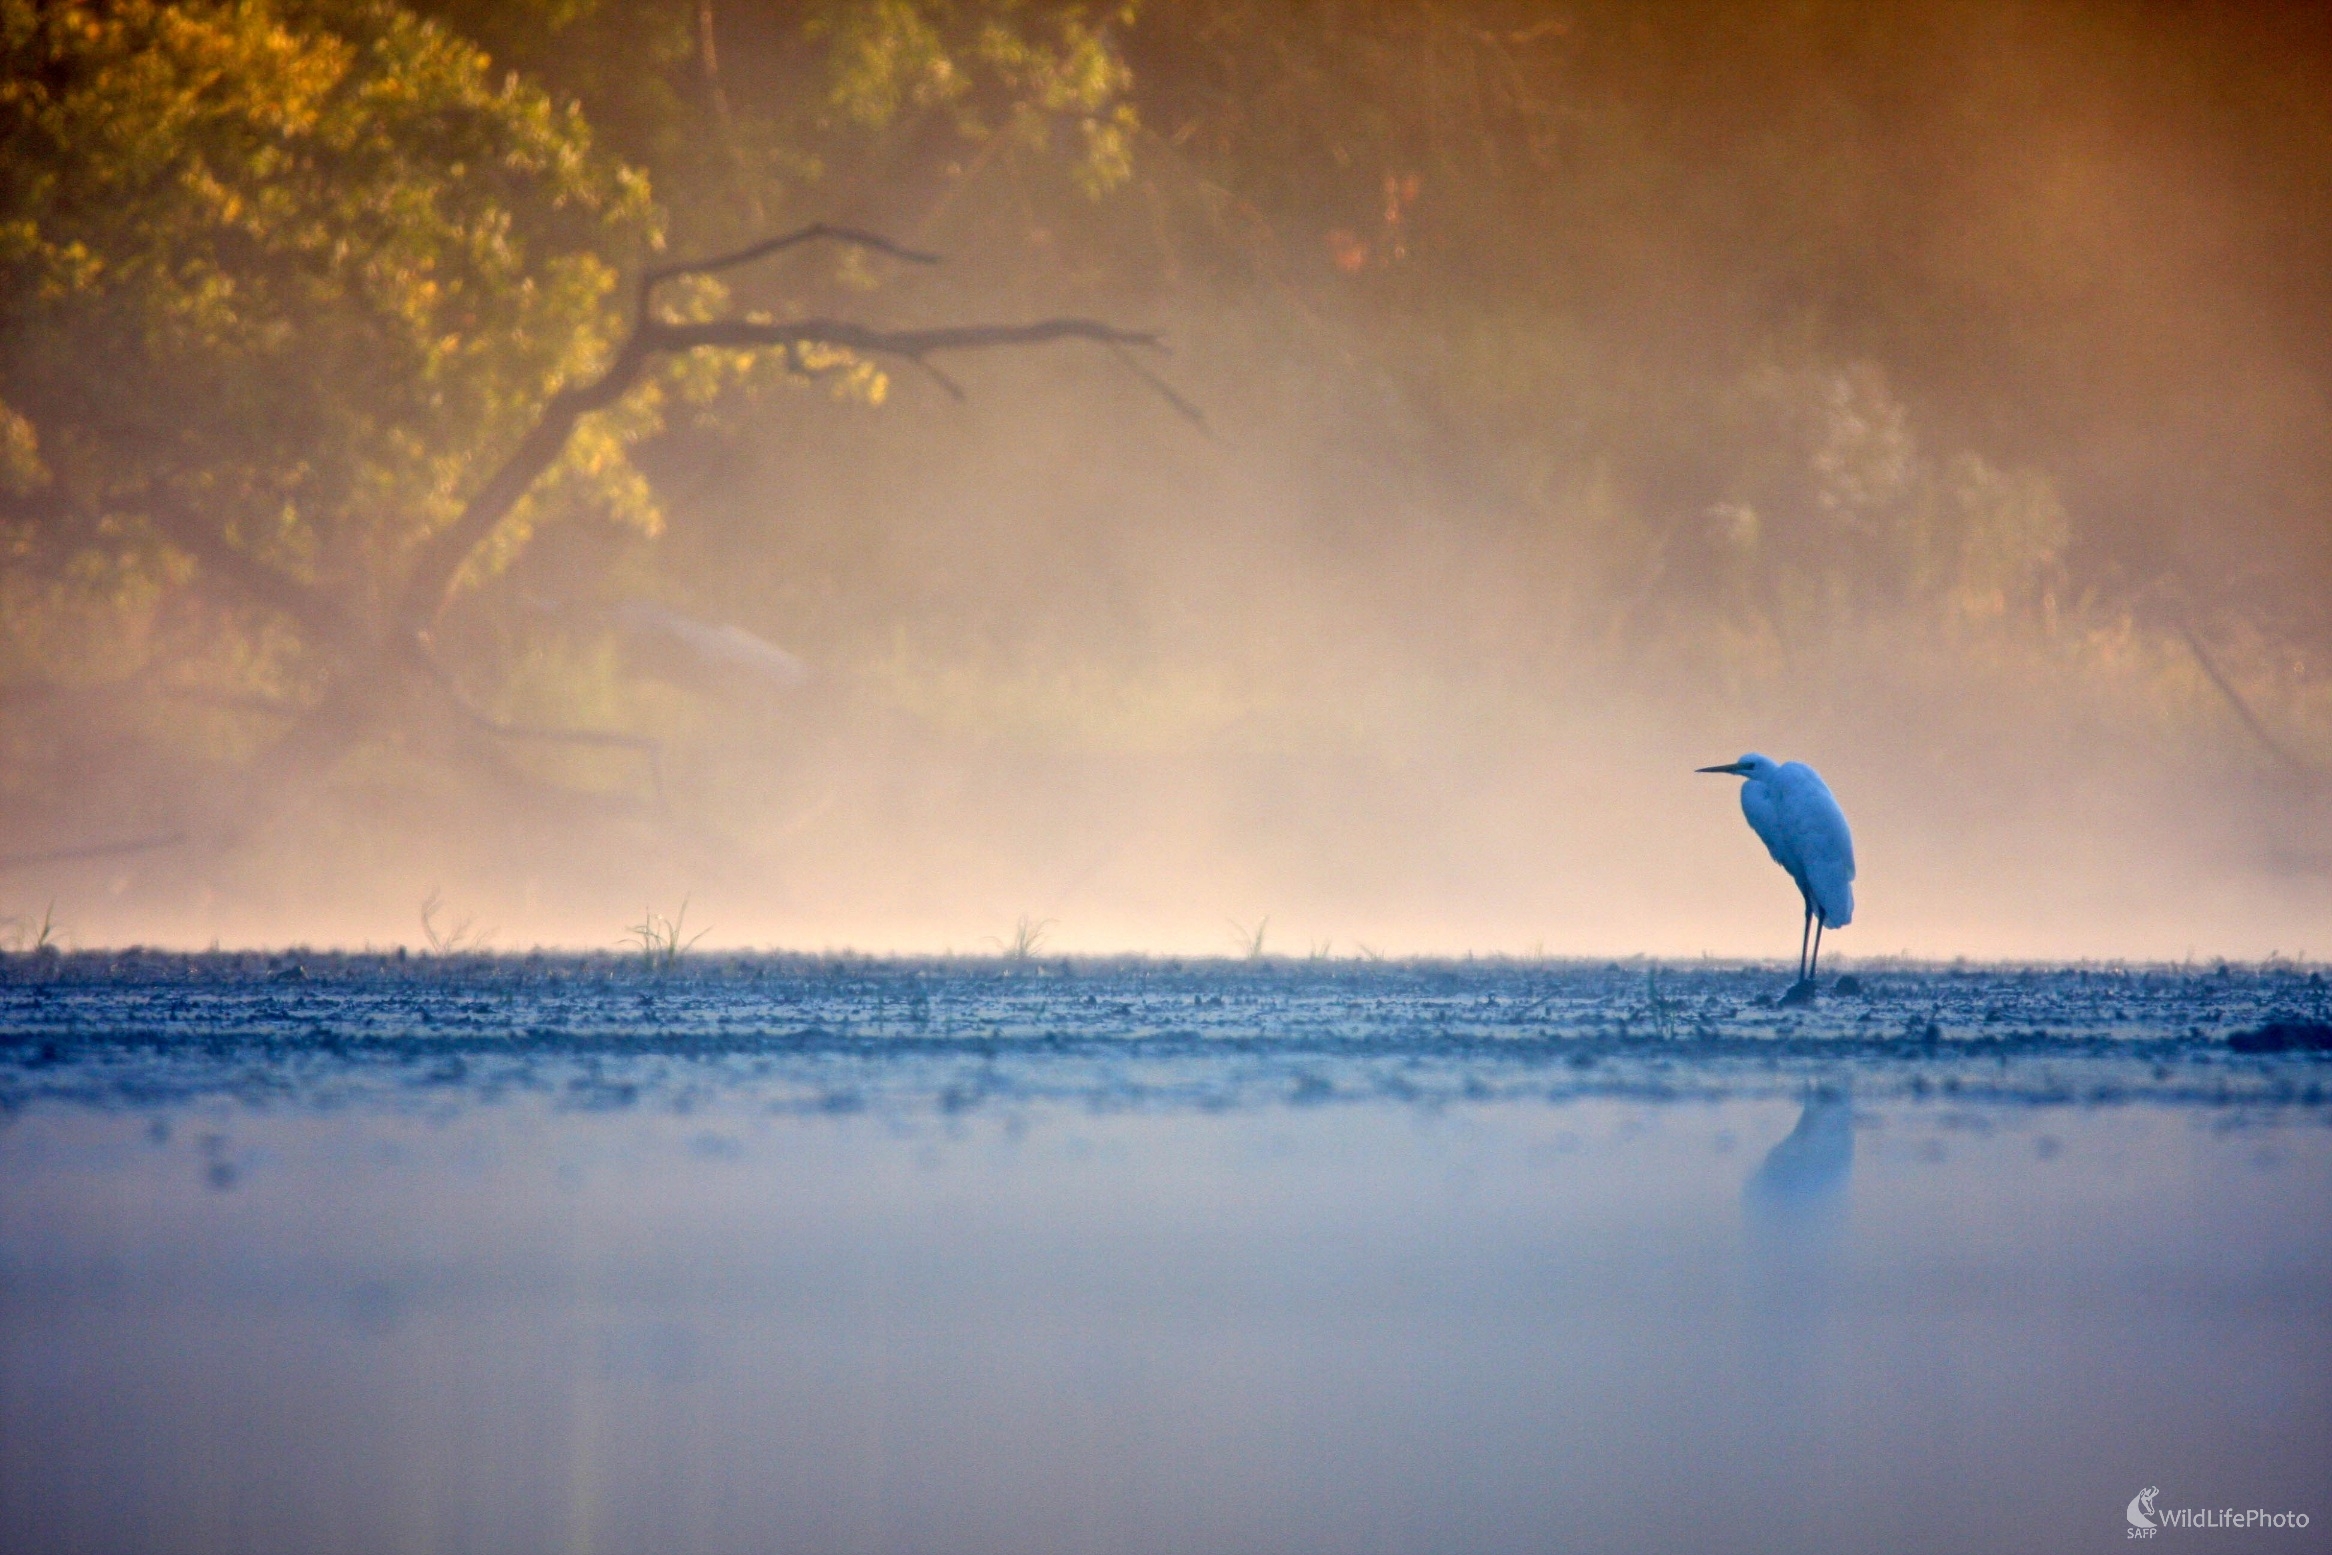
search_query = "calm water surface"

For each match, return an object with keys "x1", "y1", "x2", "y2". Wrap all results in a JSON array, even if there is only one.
[{"x1": 2, "y1": 958, "x2": 2327, "y2": 1554}]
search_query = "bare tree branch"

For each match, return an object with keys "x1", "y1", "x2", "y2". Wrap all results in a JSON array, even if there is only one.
[
  {"x1": 646, "y1": 315, "x2": 1161, "y2": 358},
  {"x1": 1106, "y1": 340, "x2": 1211, "y2": 433},
  {"x1": 639, "y1": 223, "x2": 941, "y2": 324},
  {"x1": 160, "y1": 225, "x2": 1210, "y2": 790},
  {"x1": 2178, "y1": 621, "x2": 2322, "y2": 780},
  {"x1": 905, "y1": 355, "x2": 968, "y2": 401}
]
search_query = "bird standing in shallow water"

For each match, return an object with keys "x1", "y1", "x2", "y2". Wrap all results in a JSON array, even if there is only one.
[{"x1": 1698, "y1": 754, "x2": 1855, "y2": 992}]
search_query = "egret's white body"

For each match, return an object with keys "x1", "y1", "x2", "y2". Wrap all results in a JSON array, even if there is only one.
[{"x1": 1699, "y1": 753, "x2": 1855, "y2": 983}]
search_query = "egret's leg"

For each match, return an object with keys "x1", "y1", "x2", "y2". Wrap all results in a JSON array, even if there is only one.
[
  {"x1": 1810, "y1": 917, "x2": 1826, "y2": 982},
  {"x1": 1797, "y1": 903, "x2": 1813, "y2": 982}
]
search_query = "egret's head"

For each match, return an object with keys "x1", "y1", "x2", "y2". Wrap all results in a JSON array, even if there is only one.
[{"x1": 1696, "y1": 752, "x2": 1776, "y2": 780}]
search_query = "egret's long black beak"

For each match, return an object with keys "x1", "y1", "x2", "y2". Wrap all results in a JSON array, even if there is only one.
[{"x1": 1696, "y1": 762, "x2": 1751, "y2": 775}]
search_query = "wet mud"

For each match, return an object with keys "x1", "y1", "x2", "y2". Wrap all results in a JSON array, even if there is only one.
[{"x1": 4, "y1": 953, "x2": 2327, "y2": 1118}]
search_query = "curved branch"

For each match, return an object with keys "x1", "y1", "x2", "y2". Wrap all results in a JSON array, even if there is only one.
[
  {"x1": 1106, "y1": 340, "x2": 1211, "y2": 434},
  {"x1": 392, "y1": 333, "x2": 653, "y2": 631},
  {"x1": 648, "y1": 314, "x2": 1161, "y2": 357},
  {"x1": 2178, "y1": 622, "x2": 2321, "y2": 780},
  {"x1": 638, "y1": 223, "x2": 941, "y2": 324}
]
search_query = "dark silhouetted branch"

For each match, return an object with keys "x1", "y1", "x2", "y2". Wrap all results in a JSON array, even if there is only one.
[
  {"x1": 232, "y1": 226, "x2": 1207, "y2": 790},
  {"x1": 639, "y1": 223, "x2": 940, "y2": 324},
  {"x1": 647, "y1": 314, "x2": 1160, "y2": 357},
  {"x1": 2178, "y1": 622, "x2": 2320, "y2": 780},
  {"x1": 903, "y1": 355, "x2": 968, "y2": 401},
  {"x1": 1106, "y1": 340, "x2": 1210, "y2": 432}
]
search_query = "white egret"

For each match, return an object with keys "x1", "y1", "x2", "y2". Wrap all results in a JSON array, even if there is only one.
[{"x1": 1697, "y1": 754, "x2": 1855, "y2": 988}]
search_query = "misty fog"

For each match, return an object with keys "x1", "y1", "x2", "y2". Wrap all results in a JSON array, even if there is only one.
[{"x1": 5, "y1": 0, "x2": 2328, "y2": 958}]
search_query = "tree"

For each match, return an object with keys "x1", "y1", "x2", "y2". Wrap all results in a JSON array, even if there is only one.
[
  {"x1": 409, "y1": 0, "x2": 1143, "y2": 252},
  {"x1": 0, "y1": 0, "x2": 1172, "y2": 848}
]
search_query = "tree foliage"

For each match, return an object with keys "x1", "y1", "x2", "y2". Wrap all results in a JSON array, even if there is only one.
[
  {"x1": 0, "y1": 0, "x2": 1152, "y2": 801},
  {"x1": 1, "y1": 0, "x2": 2325, "y2": 865},
  {"x1": 409, "y1": 0, "x2": 1140, "y2": 250},
  {"x1": 1, "y1": 0, "x2": 656, "y2": 688}
]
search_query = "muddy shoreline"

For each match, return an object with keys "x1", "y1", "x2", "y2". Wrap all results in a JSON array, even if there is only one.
[{"x1": 6, "y1": 956, "x2": 2326, "y2": 1115}]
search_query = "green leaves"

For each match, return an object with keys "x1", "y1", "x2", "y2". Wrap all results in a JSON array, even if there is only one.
[
  {"x1": 0, "y1": 0, "x2": 655, "y2": 617},
  {"x1": 807, "y1": 0, "x2": 1140, "y2": 195},
  {"x1": 0, "y1": 0, "x2": 1145, "y2": 679}
]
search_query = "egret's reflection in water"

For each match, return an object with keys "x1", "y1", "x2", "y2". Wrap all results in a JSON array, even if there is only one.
[
  {"x1": 1747, "y1": 1088, "x2": 1857, "y2": 1215},
  {"x1": 1740, "y1": 1088, "x2": 1857, "y2": 1538},
  {"x1": 1744, "y1": 1086, "x2": 1856, "y2": 1323}
]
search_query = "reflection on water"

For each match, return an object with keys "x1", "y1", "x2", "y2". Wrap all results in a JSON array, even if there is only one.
[
  {"x1": 1, "y1": 1046, "x2": 2327, "y2": 1553},
  {"x1": 1747, "y1": 1087, "x2": 1857, "y2": 1215},
  {"x1": 1743, "y1": 1086, "x2": 1856, "y2": 1324},
  {"x1": 1740, "y1": 1088, "x2": 1858, "y2": 1547}
]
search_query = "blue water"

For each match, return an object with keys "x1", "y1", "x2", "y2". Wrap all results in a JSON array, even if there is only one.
[{"x1": 3, "y1": 957, "x2": 2327, "y2": 1553}]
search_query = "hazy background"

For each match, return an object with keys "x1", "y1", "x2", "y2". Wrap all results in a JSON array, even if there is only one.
[{"x1": 4, "y1": 0, "x2": 2329, "y2": 957}]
